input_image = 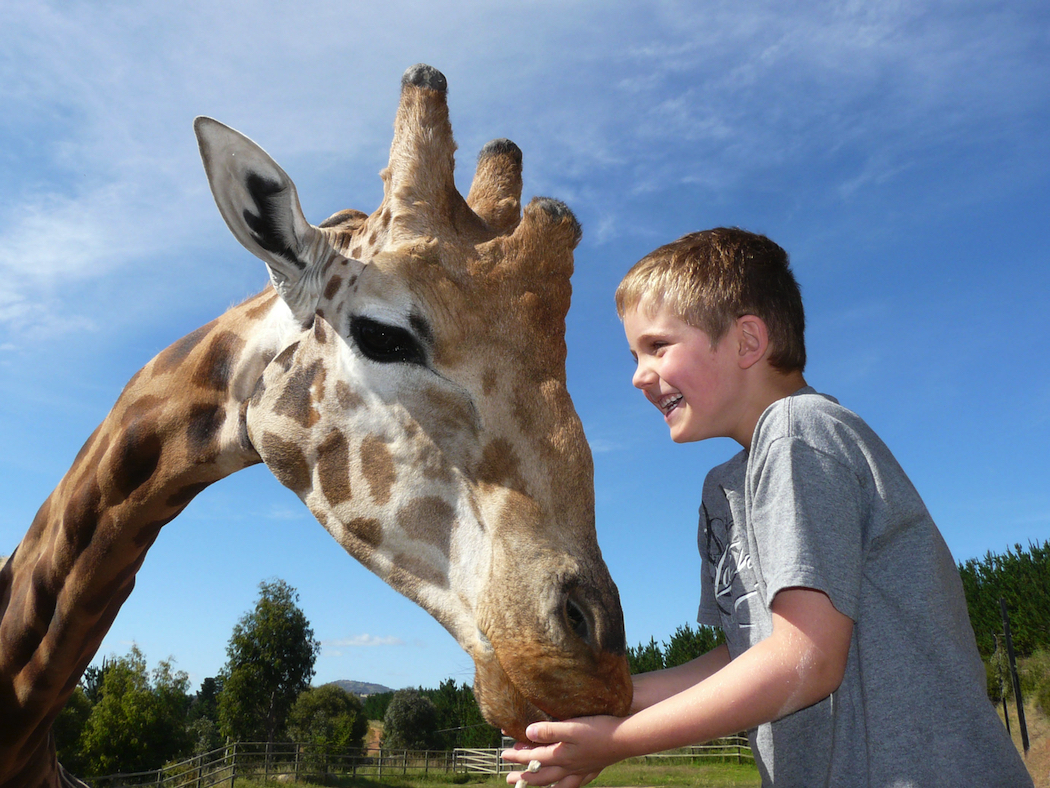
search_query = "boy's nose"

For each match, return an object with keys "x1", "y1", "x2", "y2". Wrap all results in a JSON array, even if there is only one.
[{"x1": 632, "y1": 360, "x2": 654, "y2": 390}]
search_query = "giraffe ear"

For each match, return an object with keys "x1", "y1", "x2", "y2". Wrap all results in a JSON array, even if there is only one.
[{"x1": 195, "y1": 116, "x2": 325, "y2": 320}]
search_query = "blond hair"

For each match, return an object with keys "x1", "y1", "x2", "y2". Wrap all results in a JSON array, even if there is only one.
[{"x1": 615, "y1": 228, "x2": 806, "y2": 372}]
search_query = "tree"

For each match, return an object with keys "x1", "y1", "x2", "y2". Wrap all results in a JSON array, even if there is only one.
[
  {"x1": 287, "y1": 685, "x2": 369, "y2": 752},
  {"x1": 217, "y1": 579, "x2": 320, "y2": 745},
  {"x1": 382, "y1": 689, "x2": 440, "y2": 750},
  {"x1": 53, "y1": 686, "x2": 92, "y2": 776},
  {"x1": 76, "y1": 646, "x2": 192, "y2": 775},
  {"x1": 663, "y1": 623, "x2": 725, "y2": 668},
  {"x1": 430, "y1": 679, "x2": 500, "y2": 748},
  {"x1": 627, "y1": 636, "x2": 665, "y2": 674},
  {"x1": 959, "y1": 540, "x2": 1050, "y2": 657},
  {"x1": 187, "y1": 677, "x2": 224, "y2": 754}
]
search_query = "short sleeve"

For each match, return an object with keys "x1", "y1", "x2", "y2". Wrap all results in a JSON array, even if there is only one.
[{"x1": 748, "y1": 436, "x2": 866, "y2": 620}]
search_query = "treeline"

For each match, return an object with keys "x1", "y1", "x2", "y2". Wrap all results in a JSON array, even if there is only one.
[
  {"x1": 54, "y1": 579, "x2": 499, "y2": 778},
  {"x1": 626, "y1": 623, "x2": 726, "y2": 674},
  {"x1": 958, "y1": 539, "x2": 1050, "y2": 658},
  {"x1": 361, "y1": 681, "x2": 501, "y2": 749}
]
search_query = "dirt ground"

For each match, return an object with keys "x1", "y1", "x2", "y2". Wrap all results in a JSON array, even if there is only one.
[{"x1": 1001, "y1": 700, "x2": 1049, "y2": 787}]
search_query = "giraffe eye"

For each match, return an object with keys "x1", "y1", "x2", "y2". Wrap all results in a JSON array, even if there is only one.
[{"x1": 350, "y1": 317, "x2": 426, "y2": 365}]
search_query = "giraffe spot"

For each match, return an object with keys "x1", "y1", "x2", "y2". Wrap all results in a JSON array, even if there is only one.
[
  {"x1": 153, "y1": 321, "x2": 216, "y2": 376},
  {"x1": 511, "y1": 385, "x2": 539, "y2": 435},
  {"x1": 261, "y1": 432, "x2": 312, "y2": 494},
  {"x1": 351, "y1": 245, "x2": 362, "y2": 257},
  {"x1": 271, "y1": 341, "x2": 301, "y2": 373},
  {"x1": 64, "y1": 476, "x2": 101, "y2": 556},
  {"x1": 335, "y1": 381, "x2": 363, "y2": 411},
  {"x1": 317, "y1": 430, "x2": 353, "y2": 505},
  {"x1": 396, "y1": 495, "x2": 453, "y2": 560},
  {"x1": 482, "y1": 369, "x2": 498, "y2": 397},
  {"x1": 324, "y1": 275, "x2": 344, "y2": 301},
  {"x1": 167, "y1": 481, "x2": 211, "y2": 509},
  {"x1": 388, "y1": 558, "x2": 449, "y2": 594},
  {"x1": 476, "y1": 438, "x2": 525, "y2": 492},
  {"x1": 368, "y1": 230, "x2": 379, "y2": 246},
  {"x1": 83, "y1": 555, "x2": 139, "y2": 618},
  {"x1": 112, "y1": 415, "x2": 163, "y2": 499},
  {"x1": 194, "y1": 331, "x2": 246, "y2": 391},
  {"x1": 245, "y1": 290, "x2": 278, "y2": 321},
  {"x1": 346, "y1": 516, "x2": 383, "y2": 549},
  {"x1": 29, "y1": 561, "x2": 60, "y2": 641},
  {"x1": 313, "y1": 318, "x2": 329, "y2": 345},
  {"x1": 273, "y1": 359, "x2": 325, "y2": 428},
  {"x1": 186, "y1": 403, "x2": 226, "y2": 460},
  {"x1": 360, "y1": 435, "x2": 396, "y2": 506},
  {"x1": 133, "y1": 511, "x2": 179, "y2": 549}
]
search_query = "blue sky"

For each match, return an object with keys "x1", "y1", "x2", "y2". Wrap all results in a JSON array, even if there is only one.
[{"x1": 2, "y1": 0, "x2": 1048, "y2": 695}]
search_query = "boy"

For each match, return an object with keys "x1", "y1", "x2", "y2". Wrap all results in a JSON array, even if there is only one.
[{"x1": 502, "y1": 228, "x2": 1031, "y2": 787}]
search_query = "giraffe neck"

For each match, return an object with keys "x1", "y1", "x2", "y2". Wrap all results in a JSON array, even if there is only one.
[{"x1": 0, "y1": 288, "x2": 291, "y2": 787}]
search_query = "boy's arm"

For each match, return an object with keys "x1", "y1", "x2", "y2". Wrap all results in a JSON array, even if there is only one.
[
  {"x1": 503, "y1": 588, "x2": 853, "y2": 788},
  {"x1": 629, "y1": 643, "x2": 731, "y2": 713}
]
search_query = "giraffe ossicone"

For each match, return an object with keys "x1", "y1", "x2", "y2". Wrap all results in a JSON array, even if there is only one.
[{"x1": 0, "y1": 63, "x2": 632, "y2": 787}]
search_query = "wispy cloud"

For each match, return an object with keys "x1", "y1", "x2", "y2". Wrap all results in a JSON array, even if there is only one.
[{"x1": 322, "y1": 634, "x2": 408, "y2": 657}]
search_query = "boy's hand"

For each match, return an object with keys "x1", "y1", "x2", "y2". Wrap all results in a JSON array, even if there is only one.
[{"x1": 502, "y1": 715, "x2": 625, "y2": 788}]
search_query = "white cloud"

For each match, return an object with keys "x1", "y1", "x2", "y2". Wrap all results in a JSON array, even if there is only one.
[{"x1": 322, "y1": 634, "x2": 408, "y2": 657}]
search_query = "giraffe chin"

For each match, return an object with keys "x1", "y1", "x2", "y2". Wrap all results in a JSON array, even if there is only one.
[
  {"x1": 471, "y1": 651, "x2": 553, "y2": 743},
  {"x1": 471, "y1": 644, "x2": 633, "y2": 743}
]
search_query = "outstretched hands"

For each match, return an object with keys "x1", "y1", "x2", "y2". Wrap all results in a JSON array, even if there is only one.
[{"x1": 501, "y1": 715, "x2": 628, "y2": 788}]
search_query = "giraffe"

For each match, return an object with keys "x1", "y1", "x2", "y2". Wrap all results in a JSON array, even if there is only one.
[{"x1": 0, "y1": 64, "x2": 632, "y2": 787}]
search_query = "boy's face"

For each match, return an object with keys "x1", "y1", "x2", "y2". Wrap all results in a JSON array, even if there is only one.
[{"x1": 624, "y1": 300, "x2": 747, "y2": 445}]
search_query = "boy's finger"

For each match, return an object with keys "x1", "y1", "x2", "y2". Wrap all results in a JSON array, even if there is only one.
[{"x1": 525, "y1": 720, "x2": 564, "y2": 742}]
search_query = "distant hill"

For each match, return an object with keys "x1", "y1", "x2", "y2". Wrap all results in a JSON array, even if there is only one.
[{"x1": 326, "y1": 679, "x2": 395, "y2": 697}]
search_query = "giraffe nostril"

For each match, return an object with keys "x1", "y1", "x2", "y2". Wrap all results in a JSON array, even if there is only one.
[{"x1": 565, "y1": 595, "x2": 592, "y2": 645}]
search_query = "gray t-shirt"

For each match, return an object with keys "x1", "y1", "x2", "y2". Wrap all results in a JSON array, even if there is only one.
[{"x1": 698, "y1": 387, "x2": 1030, "y2": 787}]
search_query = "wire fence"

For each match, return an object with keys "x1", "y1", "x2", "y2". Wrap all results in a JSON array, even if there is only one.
[{"x1": 86, "y1": 737, "x2": 753, "y2": 787}]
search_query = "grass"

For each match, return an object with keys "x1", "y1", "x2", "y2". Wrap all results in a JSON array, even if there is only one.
[{"x1": 231, "y1": 759, "x2": 761, "y2": 788}]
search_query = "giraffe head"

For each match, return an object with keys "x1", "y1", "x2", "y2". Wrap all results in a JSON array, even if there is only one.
[{"x1": 195, "y1": 65, "x2": 632, "y2": 738}]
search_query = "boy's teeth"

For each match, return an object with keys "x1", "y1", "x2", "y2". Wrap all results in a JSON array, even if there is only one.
[{"x1": 661, "y1": 394, "x2": 683, "y2": 412}]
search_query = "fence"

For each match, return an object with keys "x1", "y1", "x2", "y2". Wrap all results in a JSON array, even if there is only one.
[{"x1": 87, "y1": 738, "x2": 752, "y2": 787}]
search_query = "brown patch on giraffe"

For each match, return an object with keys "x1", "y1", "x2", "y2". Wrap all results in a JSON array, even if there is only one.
[
  {"x1": 335, "y1": 380, "x2": 364, "y2": 411},
  {"x1": 396, "y1": 495, "x2": 453, "y2": 559},
  {"x1": 194, "y1": 331, "x2": 246, "y2": 391},
  {"x1": 133, "y1": 511, "x2": 181, "y2": 549},
  {"x1": 166, "y1": 481, "x2": 211, "y2": 509},
  {"x1": 347, "y1": 517, "x2": 383, "y2": 549},
  {"x1": 111, "y1": 408, "x2": 164, "y2": 499},
  {"x1": 186, "y1": 403, "x2": 226, "y2": 461},
  {"x1": 271, "y1": 341, "x2": 301, "y2": 374},
  {"x1": 273, "y1": 359, "x2": 324, "y2": 428},
  {"x1": 388, "y1": 555, "x2": 449, "y2": 593},
  {"x1": 317, "y1": 430, "x2": 353, "y2": 505},
  {"x1": 152, "y1": 321, "x2": 216, "y2": 377},
  {"x1": 244, "y1": 289, "x2": 278, "y2": 321},
  {"x1": 482, "y1": 369, "x2": 498, "y2": 397},
  {"x1": 476, "y1": 438, "x2": 525, "y2": 492},
  {"x1": 63, "y1": 477, "x2": 101, "y2": 557},
  {"x1": 323, "y1": 275, "x2": 344, "y2": 301},
  {"x1": 360, "y1": 435, "x2": 396, "y2": 506},
  {"x1": 260, "y1": 433, "x2": 312, "y2": 495},
  {"x1": 511, "y1": 384, "x2": 539, "y2": 436},
  {"x1": 313, "y1": 319, "x2": 329, "y2": 345}
]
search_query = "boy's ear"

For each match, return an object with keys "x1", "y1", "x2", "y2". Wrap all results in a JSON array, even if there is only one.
[{"x1": 736, "y1": 315, "x2": 769, "y2": 370}]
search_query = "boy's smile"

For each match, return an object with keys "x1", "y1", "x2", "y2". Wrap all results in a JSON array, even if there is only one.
[{"x1": 624, "y1": 301, "x2": 747, "y2": 445}]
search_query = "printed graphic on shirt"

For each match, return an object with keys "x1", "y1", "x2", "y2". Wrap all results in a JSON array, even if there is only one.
[{"x1": 702, "y1": 487, "x2": 759, "y2": 630}]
